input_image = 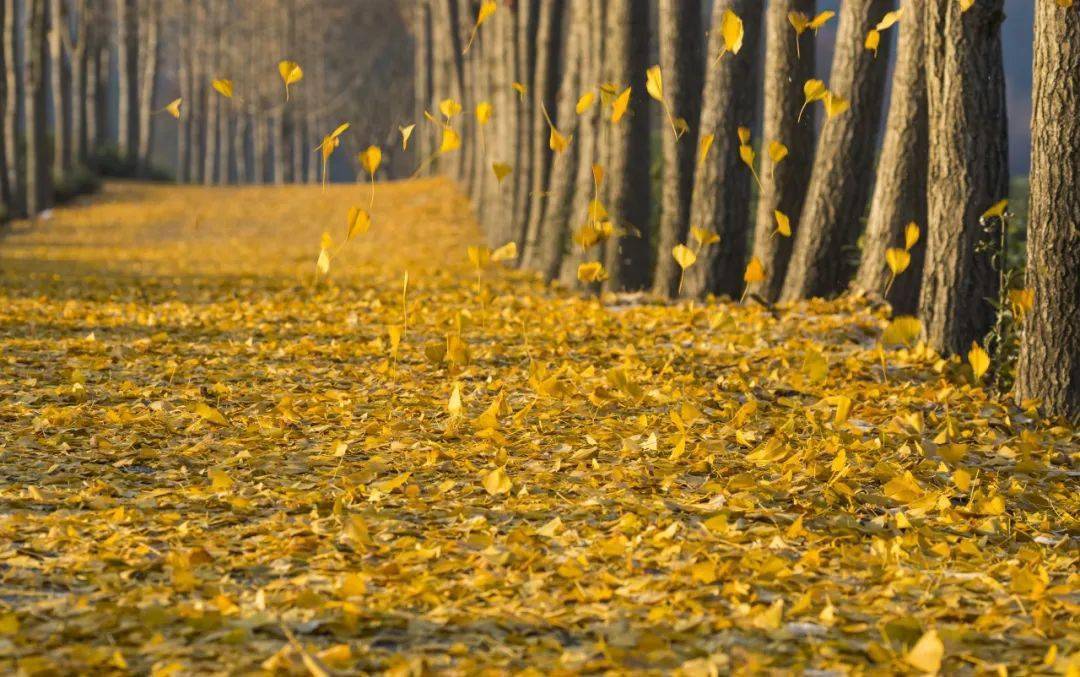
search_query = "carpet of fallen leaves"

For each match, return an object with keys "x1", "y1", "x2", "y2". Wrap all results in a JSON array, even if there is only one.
[{"x1": 0, "y1": 180, "x2": 1077, "y2": 675}]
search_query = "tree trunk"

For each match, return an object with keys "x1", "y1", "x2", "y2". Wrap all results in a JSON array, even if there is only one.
[
  {"x1": 512, "y1": 1, "x2": 537, "y2": 244},
  {"x1": 652, "y1": 0, "x2": 704, "y2": 297},
  {"x1": 747, "y1": 0, "x2": 816, "y2": 302},
  {"x1": 70, "y1": 0, "x2": 90, "y2": 167},
  {"x1": 525, "y1": 0, "x2": 582, "y2": 280},
  {"x1": 853, "y1": 6, "x2": 928, "y2": 314},
  {"x1": 176, "y1": 2, "x2": 191, "y2": 182},
  {"x1": 413, "y1": 0, "x2": 432, "y2": 168},
  {"x1": 86, "y1": 39, "x2": 101, "y2": 154},
  {"x1": 683, "y1": 0, "x2": 763, "y2": 299},
  {"x1": 49, "y1": 0, "x2": 69, "y2": 175},
  {"x1": 780, "y1": 0, "x2": 893, "y2": 301},
  {"x1": 521, "y1": 0, "x2": 563, "y2": 253},
  {"x1": 1015, "y1": 3, "x2": 1079, "y2": 421},
  {"x1": 136, "y1": 0, "x2": 160, "y2": 175},
  {"x1": 115, "y1": 0, "x2": 138, "y2": 158},
  {"x1": 918, "y1": 0, "x2": 1008, "y2": 355},
  {"x1": 25, "y1": 0, "x2": 50, "y2": 216},
  {"x1": 601, "y1": 0, "x2": 651, "y2": 292},
  {"x1": 3, "y1": 0, "x2": 19, "y2": 211}
]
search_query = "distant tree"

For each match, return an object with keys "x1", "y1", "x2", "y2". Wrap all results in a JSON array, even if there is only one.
[
  {"x1": 683, "y1": 0, "x2": 763, "y2": 299},
  {"x1": 1015, "y1": 2, "x2": 1079, "y2": 421},
  {"x1": 26, "y1": 0, "x2": 51, "y2": 216},
  {"x1": 780, "y1": 0, "x2": 892, "y2": 301},
  {"x1": 652, "y1": 0, "x2": 704, "y2": 297},
  {"x1": 918, "y1": 0, "x2": 1008, "y2": 355},
  {"x1": 49, "y1": 0, "x2": 70, "y2": 174},
  {"x1": 854, "y1": 2, "x2": 928, "y2": 313},
  {"x1": 3, "y1": 0, "x2": 20, "y2": 213},
  {"x1": 747, "y1": 0, "x2": 816, "y2": 303},
  {"x1": 115, "y1": 0, "x2": 138, "y2": 159},
  {"x1": 136, "y1": 0, "x2": 161, "y2": 175}
]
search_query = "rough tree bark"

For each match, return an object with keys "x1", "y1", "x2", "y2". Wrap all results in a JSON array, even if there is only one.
[
  {"x1": 780, "y1": 0, "x2": 893, "y2": 301},
  {"x1": 683, "y1": 0, "x2": 763, "y2": 299},
  {"x1": 512, "y1": 1, "x2": 537, "y2": 244},
  {"x1": 652, "y1": 0, "x2": 704, "y2": 297},
  {"x1": 68, "y1": 0, "x2": 91, "y2": 166},
  {"x1": 25, "y1": 0, "x2": 50, "y2": 216},
  {"x1": 746, "y1": 0, "x2": 816, "y2": 302},
  {"x1": 49, "y1": 0, "x2": 69, "y2": 174},
  {"x1": 854, "y1": 5, "x2": 928, "y2": 314},
  {"x1": 918, "y1": 0, "x2": 1008, "y2": 355},
  {"x1": 521, "y1": 0, "x2": 563, "y2": 255},
  {"x1": 601, "y1": 0, "x2": 651, "y2": 292},
  {"x1": 136, "y1": 0, "x2": 160, "y2": 175},
  {"x1": 1015, "y1": 2, "x2": 1079, "y2": 421},
  {"x1": 413, "y1": 0, "x2": 433, "y2": 169}
]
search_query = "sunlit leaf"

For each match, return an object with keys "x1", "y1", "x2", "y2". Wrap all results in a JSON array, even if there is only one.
[
  {"x1": 211, "y1": 78, "x2": 233, "y2": 98},
  {"x1": 482, "y1": 466, "x2": 511, "y2": 495},
  {"x1": 476, "y1": 101, "x2": 493, "y2": 125},
  {"x1": 439, "y1": 98, "x2": 462, "y2": 120},
  {"x1": 645, "y1": 65, "x2": 663, "y2": 102},
  {"x1": 823, "y1": 91, "x2": 850, "y2": 119},
  {"x1": 359, "y1": 146, "x2": 382, "y2": 177},
  {"x1": 346, "y1": 208, "x2": 371, "y2": 240},
  {"x1": 698, "y1": 134, "x2": 715, "y2": 166},
  {"x1": 876, "y1": 9, "x2": 902, "y2": 30},
  {"x1": 576, "y1": 91, "x2": 596, "y2": 115},
  {"x1": 904, "y1": 222, "x2": 920, "y2": 250},
  {"x1": 719, "y1": 9, "x2": 744, "y2": 57},
  {"x1": 672, "y1": 244, "x2": 697, "y2": 270},
  {"x1": 768, "y1": 140, "x2": 788, "y2": 164},
  {"x1": 744, "y1": 256, "x2": 765, "y2": 283},
  {"x1": 611, "y1": 87, "x2": 632, "y2": 123},
  {"x1": 577, "y1": 261, "x2": 608, "y2": 283},
  {"x1": 165, "y1": 98, "x2": 182, "y2": 119},
  {"x1": 981, "y1": 199, "x2": 1008, "y2": 220},
  {"x1": 906, "y1": 629, "x2": 944, "y2": 673},
  {"x1": 774, "y1": 210, "x2": 791, "y2": 237},
  {"x1": 511, "y1": 82, "x2": 527, "y2": 100},
  {"x1": 885, "y1": 248, "x2": 911, "y2": 275},
  {"x1": 691, "y1": 226, "x2": 720, "y2": 247},
  {"x1": 399, "y1": 124, "x2": 415, "y2": 150},
  {"x1": 968, "y1": 342, "x2": 990, "y2": 381},
  {"x1": 278, "y1": 60, "x2": 303, "y2": 100},
  {"x1": 491, "y1": 241, "x2": 518, "y2": 262},
  {"x1": 440, "y1": 126, "x2": 462, "y2": 153},
  {"x1": 492, "y1": 162, "x2": 513, "y2": 183}
]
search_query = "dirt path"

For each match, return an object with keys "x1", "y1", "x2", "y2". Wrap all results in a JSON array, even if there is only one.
[{"x1": 0, "y1": 182, "x2": 1075, "y2": 673}]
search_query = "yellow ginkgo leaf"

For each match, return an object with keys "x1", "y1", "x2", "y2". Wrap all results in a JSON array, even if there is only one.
[
  {"x1": 981, "y1": 199, "x2": 1008, "y2": 221},
  {"x1": 467, "y1": 245, "x2": 492, "y2": 269},
  {"x1": 691, "y1": 226, "x2": 720, "y2": 247},
  {"x1": 744, "y1": 256, "x2": 766, "y2": 283},
  {"x1": 768, "y1": 140, "x2": 788, "y2": 164},
  {"x1": 463, "y1": 0, "x2": 497, "y2": 54},
  {"x1": 329, "y1": 122, "x2": 350, "y2": 140},
  {"x1": 577, "y1": 261, "x2": 607, "y2": 283},
  {"x1": 775, "y1": 210, "x2": 791, "y2": 237},
  {"x1": 576, "y1": 91, "x2": 596, "y2": 115},
  {"x1": 906, "y1": 629, "x2": 945, "y2": 673},
  {"x1": 549, "y1": 128, "x2": 570, "y2": 153},
  {"x1": 959, "y1": 0, "x2": 975, "y2": 12},
  {"x1": 399, "y1": 124, "x2": 415, "y2": 150},
  {"x1": 448, "y1": 382, "x2": 463, "y2": 416},
  {"x1": 865, "y1": 29, "x2": 881, "y2": 54},
  {"x1": 737, "y1": 126, "x2": 751, "y2": 145},
  {"x1": 476, "y1": 101, "x2": 493, "y2": 125},
  {"x1": 511, "y1": 82, "x2": 527, "y2": 100},
  {"x1": 592, "y1": 163, "x2": 604, "y2": 187},
  {"x1": 720, "y1": 9, "x2": 744, "y2": 57},
  {"x1": 673, "y1": 117, "x2": 689, "y2": 138},
  {"x1": 492, "y1": 162, "x2": 513, "y2": 183},
  {"x1": 882, "y1": 316, "x2": 922, "y2": 346},
  {"x1": 788, "y1": 12, "x2": 810, "y2": 35},
  {"x1": 194, "y1": 402, "x2": 229, "y2": 426},
  {"x1": 439, "y1": 98, "x2": 462, "y2": 120},
  {"x1": 672, "y1": 244, "x2": 697, "y2": 270},
  {"x1": 211, "y1": 78, "x2": 233, "y2": 98},
  {"x1": 885, "y1": 248, "x2": 911, "y2": 275},
  {"x1": 824, "y1": 92, "x2": 850, "y2": 119},
  {"x1": 739, "y1": 144, "x2": 755, "y2": 170},
  {"x1": 611, "y1": 87, "x2": 632, "y2": 123},
  {"x1": 876, "y1": 9, "x2": 902, "y2": 30},
  {"x1": 360, "y1": 146, "x2": 382, "y2": 177},
  {"x1": 799, "y1": 79, "x2": 827, "y2": 121},
  {"x1": 809, "y1": 10, "x2": 836, "y2": 30},
  {"x1": 316, "y1": 248, "x2": 331, "y2": 275},
  {"x1": 346, "y1": 207, "x2": 371, "y2": 240},
  {"x1": 698, "y1": 133, "x2": 715, "y2": 166},
  {"x1": 165, "y1": 98, "x2": 182, "y2": 119},
  {"x1": 440, "y1": 126, "x2": 462, "y2": 153},
  {"x1": 482, "y1": 466, "x2": 511, "y2": 496},
  {"x1": 491, "y1": 241, "x2": 518, "y2": 262},
  {"x1": 968, "y1": 343, "x2": 990, "y2": 381},
  {"x1": 1008, "y1": 288, "x2": 1034, "y2": 319},
  {"x1": 904, "y1": 222, "x2": 920, "y2": 250},
  {"x1": 645, "y1": 65, "x2": 663, "y2": 102},
  {"x1": 278, "y1": 60, "x2": 303, "y2": 99}
]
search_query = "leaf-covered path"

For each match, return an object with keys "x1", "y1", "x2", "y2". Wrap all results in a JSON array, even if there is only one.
[{"x1": 1, "y1": 182, "x2": 1076, "y2": 674}]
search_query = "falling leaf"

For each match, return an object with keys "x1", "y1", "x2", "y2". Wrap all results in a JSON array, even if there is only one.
[
  {"x1": 463, "y1": 0, "x2": 497, "y2": 54},
  {"x1": 492, "y1": 162, "x2": 513, "y2": 183},
  {"x1": 698, "y1": 134, "x2": 715, "y2": 166},
  {"x1": 467, "y1": 245, "x2": 492, "y2": 269},
  {"x1": 549, "y1": 128, "x2": 570, "y2": 153},
  {"x1": 876, "y1": 9, "x2": 902, "y2": 30},
  {"x1": 744, "y1": 256, "x2": 765, "y2": 283},
  {"x1": 737, "y1": 126, "x2": 751, "y2": 145},
  {"x1": 360, "y1": 146, "x2": 382, "y2": 177},
  {"x1": 788, "y1": 11, "x2": 810, "y2": 34},
  {"x1": 440, "y1": 127, "x2": 462, "y2": 153},
  {"x1": 906, "y1": 629, "x2": 945, "y2": 673},
  {"x1": 774, "y1": 210, "x2": 791, "y2": 237},
  {"x1": 476, "y1": 101, "x2": 494, "y2": 125},
  {"x1": 491, "y1": 242, "x2": 518, "y2": 262},
  {"x1": 577, "y1": 261, "x2": 607, "y2": 283},
  {"x1": 719, "y1": 9, "x2": 745, "y2": 57},
  {"x1": 439, "y1": 98, "x2": 462, "y2": 120},
  {"x1": 399, "y1": 124, "x2": 416, "y2": 150},
  {"x1": 346, "y1": 208, "x2": 371, "y2": 240},
  {"x1": 823, "y1": 92, "x2": 850, "y2": 119},
  {"x1": 645, "y1": 65, "x2": 663, "y2": 102},
  {"x1": 511, "y1": 82, "x2": 527, "y2": 100},
  {"x1": 1009, "y1": 288, "x2": 1034, "y2": 319},
  {"x1": 968, "y1": 343, "x2": 990, "y2": 381},
  {"x1": 672, "y1": 244, "x2": 697, "y2": 270},
  {"x1": 959, "y1": 0, "x2": 975, "y2": 12},
  {"x1": 865, "y1": 30, "x2": 881, "y2": 55},
  {"x1": 691, "y1": 226, "x2": 719, "y2": 247},
  {"x1": 482, "y1": 466, "x2": 511, "y2": 495},
  {"x1": 904, "y1": 222, "x2": 920, "y2": 250},
  {"x1": 448, "y1": 382, "x2": 463, "y2": 417},
  {"x1": 575, "y1": 91, "x2": 596, "y2": 115},
  {"x1": 882, "y1": 316, "x2": 921, "y2": 346},
  {"x1": 165, "y1": 98, "x2": 182, "y2": 119},
  {"x1": 768, "y1": 140, "x2": 788, "y2": 164},
  {"x1": 211, "y1": 79, "x2": 233, "y2": 98},
  {"x1": 809, "y1": 10, "x2": 836, "y2": 30},
  {"x1": 316, "y1": 248, "x2": 330, "y2": 275},
  {"x1": 799, "y1": 79, "x2": 828, "y2": 121},
  {"x1": 611, "y1": 87, "x2": 632, "y2": 123},
  {"x1": 885, "y1": 248, "x2": 911, "y2": 275},
  {"x1": 981, "y1": 199, "x2": 1008, "y2": 221},
  {"x1": 278, "y1": 60, "x2": 303, "y2": 99}
]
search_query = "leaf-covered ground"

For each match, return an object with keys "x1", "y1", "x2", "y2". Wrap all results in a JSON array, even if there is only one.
[{"x1": 0, "y1": 181, "x2": 1076, "y2": 675}]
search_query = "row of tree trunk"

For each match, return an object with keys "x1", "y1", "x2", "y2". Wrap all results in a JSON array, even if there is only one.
[{"x1": 412, "y1": 0, "x2": 1080, "y2": 420}]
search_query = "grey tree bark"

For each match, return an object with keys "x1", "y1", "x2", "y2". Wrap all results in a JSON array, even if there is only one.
[
  {"x1": 0, "y1": 0, "x2": 14, "y2": 212},
  {"x1": 49, "y1": 0, "x2": 69, "y2": 174},
  {"x1": 854, "y1": 5, "x2": 928, "y2": 314},
  {"x1": 682, "y1": 0, "x2": 763, "y2": 299},
  {"x1": 26, "y1": 0, "x2": 50, "y2": 216},
  {"x1": 68, "y1": 0, "x2": 91, "y2": 167},
  {"x1": 652, "y1": 0, "x2": 704, "y2": 297},
  {"x1": 1015, "y1": 2, "x2": 1079, "y2": 421},
  {"x1": 918, "y1": 0, "x2": 1008, "y2": 355},
  {"x1": 521, "y1": 0, "x2": 563, "y2": 253},
  {"x1": 136, "y1": 0, "x2": 160, "y2": 175},
  {"x1": 601, "y1": 0, "x2": 652, "y2": 292},
  {"x1": 780, "y1": 0, "x2": 893, "y2": 301},
  {"x1": 115, "y1": 0, "x2": 138, "y2": 158},
  {"x1": 512, "y1": 1, "x2": 538, "y2": 244},
  {"x1": 747, "y1": 0, "x2": 816, "y2": 302}
]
